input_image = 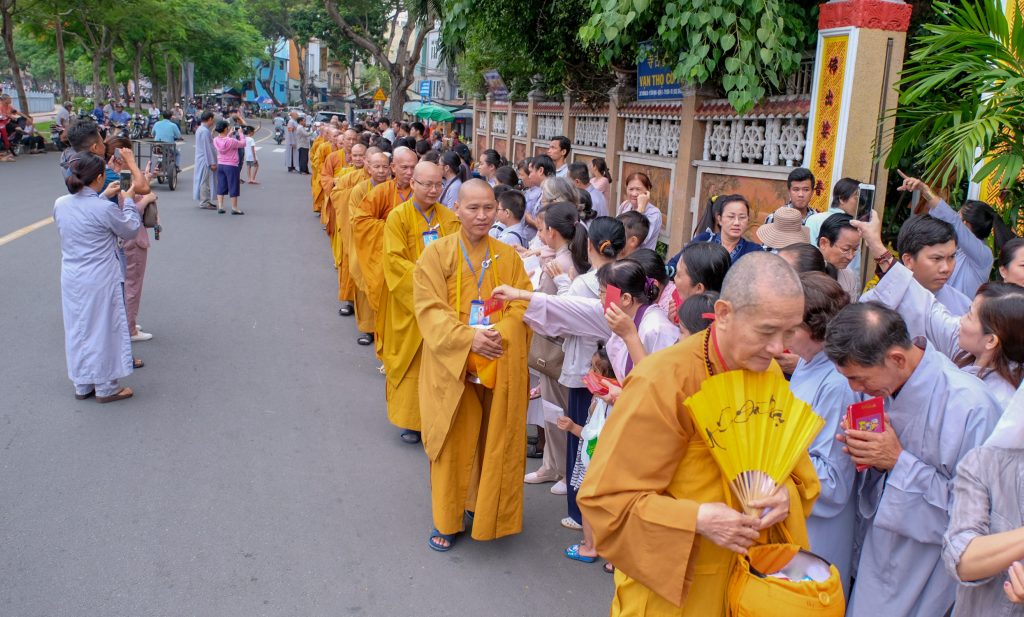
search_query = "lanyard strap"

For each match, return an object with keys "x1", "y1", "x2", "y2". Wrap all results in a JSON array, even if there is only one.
[
  {"x1": 456, "y1": 237, "x2": 499, "y2": 310},
  {"x1": 414, "y1": 201, "x2": 436, "y2": 228},
  {"x1": 396, "y1": 186, "x2": 412, "y2": 203},
  {"x1": 623, "y1": 304, "x2": 651, "y2": 376}
]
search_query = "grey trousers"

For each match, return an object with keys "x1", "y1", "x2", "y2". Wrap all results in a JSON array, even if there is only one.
[{"x1": 198, "y1": 165, "x2": 215, "y2": 205}]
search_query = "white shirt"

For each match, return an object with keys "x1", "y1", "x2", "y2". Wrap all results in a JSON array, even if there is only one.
[
  {"x1": 555, "y1": 164, "x2": 568, "y2": 178},
  {"x1": 244, "y1": 137, "x2": 256, "y2": 162}
]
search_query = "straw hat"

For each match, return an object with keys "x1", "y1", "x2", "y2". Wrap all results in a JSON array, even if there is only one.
[{"x1": 756, "y1": 207, "x2": 811, "y2": 249}]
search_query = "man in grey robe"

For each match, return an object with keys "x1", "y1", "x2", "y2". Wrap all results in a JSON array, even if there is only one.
[
  {"x1": 192, "y1": 111, "x2": 216, "y2": 209},
  {"x1": 824, "y1": 302, "x2": 1001, "y2": 617},
  {"x1": 286, "y1": 110, "x2": 299, "y2": 172}
]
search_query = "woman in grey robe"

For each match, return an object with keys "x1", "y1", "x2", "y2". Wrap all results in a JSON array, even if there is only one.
[{"x1": 54, "y1": 152, "x2": 141, "y2": 403}]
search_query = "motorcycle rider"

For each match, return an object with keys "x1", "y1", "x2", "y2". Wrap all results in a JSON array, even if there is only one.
[
  {"x1": 109, "y1": 103, "x2": 130, "y2": 127},
  {"x1": 272, "y1": 111, "x2": 285, "y2": 144}
]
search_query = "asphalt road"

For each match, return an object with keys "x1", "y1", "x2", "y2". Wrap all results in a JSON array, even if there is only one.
[{"x1": 0, "y1": 128, "x2": 612, "y2": 616}]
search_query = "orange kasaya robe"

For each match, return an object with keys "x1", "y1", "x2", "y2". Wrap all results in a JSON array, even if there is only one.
[
  {"x1": 318, "y1": 150, "x2": 345, "y2": 225},
  {"x1": 576, "y1": 332, "x2": 821, "y2": 616},
  {"x1": 381, "y1": 199, "x2": 460, "y2": 431},
  {"x1": 330, "y1": 167, "x2": 369, "y2": 303},
  {"x1": 351, "y1": 179, "x2": 413, "y2": 352},
  {"x1": 413, "y1": 232, "x2": 533, "y2": 540},
  {"x1": 347, "y1": 178, "x2": 380, "y2": 335},
  {"x1": 310, "y1": 139, "x2": 329, "y2": 212}
]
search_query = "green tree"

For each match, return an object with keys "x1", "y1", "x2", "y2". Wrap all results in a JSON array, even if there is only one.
[
  {"x1": 1, "y1": 0, "x2": 30, "y2": 112},
  {"x1": 885, "y1": 0, "x2": 1024, "y2": 227},
  {"x1": 324, "y1": 0, "x2": 435, "y2": 121},
  {"x1": 440, "y1": 0, "x2": 614, "y2": 102},
  {"x1": 579, "y1": 0, "x2": 817, "y2": 112}
]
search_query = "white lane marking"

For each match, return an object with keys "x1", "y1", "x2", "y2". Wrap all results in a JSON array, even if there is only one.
[{"x1": 272, "y1": 148, "x2": 285, "y2": 153}]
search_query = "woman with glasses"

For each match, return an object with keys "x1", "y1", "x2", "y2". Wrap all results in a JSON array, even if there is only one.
[{"x1": 688, "y1": 194, "x2": 763, "y2": 263}]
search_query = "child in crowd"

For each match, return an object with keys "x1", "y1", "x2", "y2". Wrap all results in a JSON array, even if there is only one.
[
  {"x1": 677, "y1": 291, "x2": 719, "y2": 337},
  {"x1": 557, "y1": 345, "x2": 617, "y2": 567},
  {"x1": 243, "y1": 126, "x2": 259, "y2": 184},
  {"x1": 495, "y1": 189, "x2": 529, "y2": 248},
  {"x1": 617, "y1": 210, "x2": 649, "y2": 258}
]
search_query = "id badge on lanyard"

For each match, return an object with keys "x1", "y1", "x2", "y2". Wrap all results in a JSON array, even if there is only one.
[
  {"x1": 422, "y1": 229, "x2": 439, "y2": 247},
  {"x1": 468, "y1": 299, "x2": 488, "y2": 326}
]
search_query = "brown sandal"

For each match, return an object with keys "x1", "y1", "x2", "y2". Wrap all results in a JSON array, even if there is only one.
[
  {"x1": 97, "y1": 387, "x2": 134, "y2": 403},
  {"x1": 74, "y1": 389, "x2": 96, "y2": 400},
  {"x1": 133, "y1": 358, "x2": 145, "y2": 369}
]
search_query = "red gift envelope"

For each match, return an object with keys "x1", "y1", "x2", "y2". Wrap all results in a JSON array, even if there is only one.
[
  {"x1": 846, "y1": 397, "x2": 885, "y2": 472},
  {"x1": 670, "y1": 289, "x2": 683, "y2": 324},
  {"x1": 483, "y1": 297, "x2": 504, "y2": 317},
  {"x1": 603, "y1": 284, "x2": 622, "y2": 312}
]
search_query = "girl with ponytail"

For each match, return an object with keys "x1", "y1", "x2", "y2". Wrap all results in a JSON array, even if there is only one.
[{"x1": 53, "y1": 151, "x2": 144, "y2": 403}]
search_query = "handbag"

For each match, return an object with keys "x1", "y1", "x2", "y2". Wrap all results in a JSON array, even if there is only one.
[
  {"x1": 723, "y1": 479, "x2": 845, "y2": 617},
  {"x1": 142, "y1": 200, "x2": 159, "y2": 229},
  {"x1": 527, "y1": 333, "x2": 565, "y2": 380}
]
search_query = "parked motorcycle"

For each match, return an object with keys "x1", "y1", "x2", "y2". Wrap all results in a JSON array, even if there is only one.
[
  {"x1": 50, "y1": 124, "x2": 64, "y2": 150},
  {"x1": 129, "y1": 114, "x2": 147, "y2": 140}
]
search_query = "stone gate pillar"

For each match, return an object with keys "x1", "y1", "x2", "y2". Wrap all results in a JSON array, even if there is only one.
[{"x1": 805, "y1": 0, "x2": 912, "y2": 213}]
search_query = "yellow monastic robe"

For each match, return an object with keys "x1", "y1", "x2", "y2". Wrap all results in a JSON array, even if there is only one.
[
  {"x1": 331, "y1": 168, "x2": 369, "y2": 302},
  {"x1": 576, "y1": 331, "x2": 821, "y2": 616},
  {"x1": 347, "y1": 178, "x2": 380, "y2": 334},
  {"x1": 352, "y1": 180, "x2": 412, "y2": 316},
  {"x1": 325, "y1": 165, "x2": 352, "y2": 242},
  {"x1": 318, "y1": 150, "x2": 345, "y2": 224},
  {"x1": 413, "y1": 233, "x2": 533, "y2": 540},
  {"x1": 381, "y1": 199, "x2": 461, "y2": 431},
  {"x1": 310, "y1": 139, "x2": 327, "y2": 212}
]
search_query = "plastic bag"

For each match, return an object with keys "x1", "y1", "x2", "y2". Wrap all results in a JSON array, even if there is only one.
[{"x1": 579, "y1": 400, "x2": 610, "y2": 467}]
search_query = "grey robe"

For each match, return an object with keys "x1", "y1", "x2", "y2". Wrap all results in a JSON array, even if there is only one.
[
  {"x1": 53, "y1": 188, "x2": 141, "y2": 386},
  {"x1": 192, "y1": 124, "x2": 215, "y2": 201},
  {"x1": 847, "y1": 342, "x2": 1001, "y2": 617}
]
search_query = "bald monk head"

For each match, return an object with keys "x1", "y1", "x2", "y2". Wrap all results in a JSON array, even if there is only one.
[
  {"x1": 714, "y1": 251, "x2": 804, "y2": 372},
  {"x1": 349, "y1": 143, "x2": 367, "y2": 169},
  {"x1": 410, "y1": 161, "x2": 443, "y2": 206},
  {"x1": 368, "y1": 151, "x2": 391, "y2": 184},
  {"x1": 392, "y1": 147, "x2": 418, "y2": 189},
  {"x1": 343, "y1": 128, "x2": 358, "y2": 153},
  {"x1": 455, "y1": 179, "x2": 497, "y2": 243},
  {"x1": 364, "y1": 146, "x2": 381, "y2": 171}
]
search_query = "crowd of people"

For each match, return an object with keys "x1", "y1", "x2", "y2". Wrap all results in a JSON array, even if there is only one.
[{"x1": 304, "y1": 112, "x2": 1024, "y2": 616}]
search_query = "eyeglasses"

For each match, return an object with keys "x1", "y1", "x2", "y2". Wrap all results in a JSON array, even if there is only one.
[
  {"x1": 836, "y1": 246, "x2": 858, "y2": 256},
  {"x1": 413, "y1": 179, "x2": 443, "y2": 190}
]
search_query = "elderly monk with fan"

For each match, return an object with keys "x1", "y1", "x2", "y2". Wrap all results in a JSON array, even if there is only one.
[{"x1": 577, "y1": 251, "x2": 821, "y2": 616}]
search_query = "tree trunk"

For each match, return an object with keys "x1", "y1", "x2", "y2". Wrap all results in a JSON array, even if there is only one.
[
  {"x1": 148, "y1": 51, "x2": 161, "y2": 110},
  {"x1": 91, "y1": 53, "x2": 102, "y2": 102},
  {"x1": 55, "y1": 17, "x2": 68, "y2": 102},
  {"x1": 296, "y1": 43, "x2": 308, "y2": 110},
  {"x1": 106, "y1": 50, "x2": 117, "y2": 102},
  {"x1": 133, "y1": 43, "x2": 143, "y2": 113},
  {"x1": 389, "y1": 69, "x2": 408, "y2": 123},
  {"x1": 1, "y1": 0, "x2": 30, "y2": 114}
]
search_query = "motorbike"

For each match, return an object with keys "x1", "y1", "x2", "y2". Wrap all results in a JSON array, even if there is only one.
[
  {"x1": 273, "y1": 126, "x2": 284, "y2": 144},
  {"x1": 185, "y1": 114, "x2": 196, "y2": 135},
  {"x1": 50, "y1": 124, "x2": 64, "y2": 150},
  {"x1": 129, "y1": 114, "x2": 147, "y2": 140}
]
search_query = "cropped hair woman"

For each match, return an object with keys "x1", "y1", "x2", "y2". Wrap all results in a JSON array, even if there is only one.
[
  {"x1": 689, "y1": 194, "x2": 764, "y2": 263},
  {"x1": 54, "y1": 152, "x2": 143, "y2": 403}
]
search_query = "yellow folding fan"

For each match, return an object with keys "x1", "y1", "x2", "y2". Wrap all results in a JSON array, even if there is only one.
[{"x1": 684, "y1": 370, "x2": 823, "y2": 514}]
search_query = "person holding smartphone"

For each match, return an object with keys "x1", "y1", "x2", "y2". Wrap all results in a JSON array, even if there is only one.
[{"x1": 212, "y1": 120, "x2": 246, "y2": 215}]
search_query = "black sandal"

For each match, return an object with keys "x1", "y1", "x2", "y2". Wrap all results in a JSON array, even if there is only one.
[
  {"x1": 133, "y1": 358, "x2": 145, "y2": 369},
  {"x1": 231, "y1": 209, "x2": 245, "y2": 215},
  {"x1": 75, "y1": 389, "x2": 95, "y2": 400},
  {"x1": 400, "y1": 430, "x2": 421, "y2": 444},
  {"x1": 357, "y1": 332, "x2": 374, "y2": 346}
]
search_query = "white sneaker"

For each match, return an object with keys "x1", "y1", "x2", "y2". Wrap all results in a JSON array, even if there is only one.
[
  {"x1": 524, "y1": 471, "x2": 557, "y2": 484},
  {"x1": 550, "y1": 480, "x2": 568, "y2": 495},
  {"x1": 131, "y1": 329, "x2": 153, "y2": 342}
]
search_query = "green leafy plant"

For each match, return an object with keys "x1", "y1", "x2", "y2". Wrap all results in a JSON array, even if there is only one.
[
  {"x1": 886, "y1": 0, "x2": 1024, "y2": 227},
  {"x1": 578, "y1": 0, "x2": 817, "y2": 112}
]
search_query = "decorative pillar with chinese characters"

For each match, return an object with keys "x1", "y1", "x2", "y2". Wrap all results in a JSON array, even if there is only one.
[{"x1": 805, "y1": 0, "x2": 912, "y2": 212}]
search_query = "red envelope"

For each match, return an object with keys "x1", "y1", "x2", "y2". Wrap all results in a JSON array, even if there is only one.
[
  {"x1": 604, "y1": 285, "x2": 622, "y2": 311},
  {"x1": 483, "y1": 297, "x2": 504, "y2": 317},
  {"x1": 846, "y1": 397, "x2": 885, "y2": 472}
]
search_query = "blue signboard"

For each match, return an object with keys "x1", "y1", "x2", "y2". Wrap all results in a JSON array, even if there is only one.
[
  {"x1": 419, "y1": 80, "x2": 432, "y2": 100},
  {"x1": 637, "y1": 48, "x2": 683, "y2": 101}
]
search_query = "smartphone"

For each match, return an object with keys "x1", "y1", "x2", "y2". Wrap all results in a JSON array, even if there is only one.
[
  {"x1": 857, "y1": 184, "x2": 875, "y2": 222},
  {"x1": 603, "y1": 285, "x2": 622, "y2": 311},
  {"x1": 119, "y1": 170, "x2": 132, "y2": 192}
]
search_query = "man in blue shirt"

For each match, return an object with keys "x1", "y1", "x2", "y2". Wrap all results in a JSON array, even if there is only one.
[
  {"x1": 152, "y1": 110, "x2": 182, "y2": 167},
  {"x1": 109, "y1": 103, "x2": 131, "y2": 126},
  {"x1": 91, "y1": 101, "x2": 105, "y2": 125}
]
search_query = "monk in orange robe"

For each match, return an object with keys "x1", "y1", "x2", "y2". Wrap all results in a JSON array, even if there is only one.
[
  {"x1": 330, "y1": 144, "x2": 373, "y2": 316},
  {"x1": 577, "y1": 251, "x2": 821, "y2": 616},
  {"x1": 309, "y1": 129, "x2": 333, "y2": 213},
  {"x1": 347, "y1": 152, "x2": 392, "y2": 341},
  {"x1": 316, "y1": 131, "x2": 346, "y2": 226},
  {"x1": 351, "y1": 146, "x2": 417, "y2": 349},
  {"x1": 413, "y1": 179, "x2": 533, "y2": 551},
  {"x1": 381, "y1": 161, "x2": 460, "y2": 444},
  {"x1": 320, "y1": 128, "x2": 356, "y2": 227}
]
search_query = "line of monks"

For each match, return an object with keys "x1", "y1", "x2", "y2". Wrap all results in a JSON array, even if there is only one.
[{"x1": 307, "y1": 122, "x2": 535, "y2": 549}]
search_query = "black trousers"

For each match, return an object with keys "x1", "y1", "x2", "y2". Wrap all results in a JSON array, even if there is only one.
[{"x1": 298, "y1": 147, "x2": 309, "y2": 173}]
